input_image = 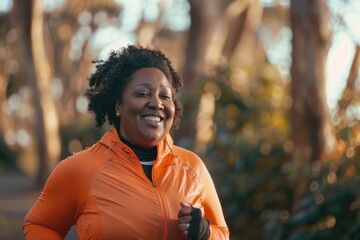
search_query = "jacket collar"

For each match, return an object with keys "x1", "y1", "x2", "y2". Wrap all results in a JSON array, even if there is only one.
[{"x1": 99, "y1": 128, "x2": 175, "y2": 161}]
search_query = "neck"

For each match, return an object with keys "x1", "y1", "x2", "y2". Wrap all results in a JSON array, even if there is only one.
[{"x1": 117, "y1": 130, "x2": 157, "y2": 162}]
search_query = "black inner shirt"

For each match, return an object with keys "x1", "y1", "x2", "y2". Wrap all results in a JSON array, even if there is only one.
[{"x1": 119, "y1": 135, "x2": 157, "y2": 181}]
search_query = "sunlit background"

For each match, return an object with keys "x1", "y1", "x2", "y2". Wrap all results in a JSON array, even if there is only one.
[
  {"x1": 2, "y1": 0, "x2": 359, "y2": 109},
  {"x1": 1, "y1": 0, "x2": 360, "y2": 239},
  {"x1": 1, "y1": 0, "x2": 360, "y2": 155}
]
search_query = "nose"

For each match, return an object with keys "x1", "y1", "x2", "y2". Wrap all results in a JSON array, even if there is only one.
[{"x1": 148, "y1": 95, "x2": 164, "y2": 110}]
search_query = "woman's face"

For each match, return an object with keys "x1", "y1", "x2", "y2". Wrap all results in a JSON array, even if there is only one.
[{"x1": 116, "y1": 67, "x2": 175, "y2": 148}]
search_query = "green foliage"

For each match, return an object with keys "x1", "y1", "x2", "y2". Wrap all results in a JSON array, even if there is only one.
[{"x1": 201, "y1": 63, "x2": 360, "y2": 240}]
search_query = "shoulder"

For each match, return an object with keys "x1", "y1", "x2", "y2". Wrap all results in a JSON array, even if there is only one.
[
  {"x1": 172, "y1": 145, "x2": 201, "y2": 160},
  {"x1": 42, "y1": 142, "x2": 109, "y2": 202},
  {"x1": 52, "y1": 141, "x2": 108, "y2": 182},
  {"x1": 64, "y1": 140, "x2": 109, "y2": 165},
  {"x1": 171, "y1": 145, "x2": 208, "y2": 172}
]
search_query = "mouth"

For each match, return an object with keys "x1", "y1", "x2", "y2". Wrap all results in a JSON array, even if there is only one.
[{"x1": 142, "y1": 115, "x2": 164, "y2": 123}]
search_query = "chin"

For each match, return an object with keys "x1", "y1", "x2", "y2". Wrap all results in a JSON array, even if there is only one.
[{"x1": 141, "y1": 136, "x2": 163, "y2": 147}]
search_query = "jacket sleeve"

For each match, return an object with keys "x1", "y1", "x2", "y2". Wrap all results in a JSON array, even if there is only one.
[
  {"x1": 23, "y1": 158, "x2": 85, "y2": 239},
  {"x1": 199, "y1": 160, "x2": 230, "y2": 240}
]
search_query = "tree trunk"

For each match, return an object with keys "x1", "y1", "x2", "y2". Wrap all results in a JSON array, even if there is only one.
[
  {"x1": 174, "y1": 0, "x2": 218, "y2": 148},
  {"x1": 221, "y1": 0, "x2": 250, "y2": 61},
  {"x1": 289, "y1": 0, "x2": 335, "y2": 166},
  {"x1": 175, "y1": 0, "x2": 257, "y2": 148},
  {"x1": 15, "y1": 0, "x2": 60, "y2": 186},
  {"x1": 338, "y1": 45, "x2": 360, "y2": 110}
]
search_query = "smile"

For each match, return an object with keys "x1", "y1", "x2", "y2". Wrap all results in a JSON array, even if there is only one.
[{"x1": 143, "y1": 115, "x2": 163, "y2": 123}]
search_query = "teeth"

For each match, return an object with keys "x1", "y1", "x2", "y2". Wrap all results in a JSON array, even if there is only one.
[{"x1": 144, "y1": 116, "x2": 161, "y2": 122}]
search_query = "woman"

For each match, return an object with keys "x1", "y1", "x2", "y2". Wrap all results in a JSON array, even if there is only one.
[{"x1": 23, "y1": 45, "x2": 229, "y2": 239}]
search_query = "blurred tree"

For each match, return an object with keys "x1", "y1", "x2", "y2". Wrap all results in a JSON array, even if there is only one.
[
  {"x1": 337, "y1": 45, "x2": 360, "y2": 111},
  {"x1": 0, "y1": 15, "x2": 10, "y2": 110},
  {"x1": 44, "y1": 0, "x2": 121, "y2": 124},
  {"x1": 0, "y1": 9, "x2": 18, "y2": 168},
  {"x1": 174, "y1": 0, "x2": 222, "y2": 147},
  {"x1": 201, "y1": 0, "x2": 360, "y2": 239},
  {"x1": 289, "y1": 0, "x2": 336, "y2": 166},
  {"x1": 13, "y1": 0, "x2": 60, "y2": 186},
  {"x1": 175, "y1": 0, "x2": 263, "y2": 149}
]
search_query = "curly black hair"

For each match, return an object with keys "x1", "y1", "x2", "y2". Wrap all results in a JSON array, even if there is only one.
[{"x1": 84, "y1": 44, "x2": 184, "y2": 130}]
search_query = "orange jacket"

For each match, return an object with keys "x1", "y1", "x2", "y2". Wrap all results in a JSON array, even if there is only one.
[{"x1": 23, "y1": 128, "x2": 229, "y2": 239}]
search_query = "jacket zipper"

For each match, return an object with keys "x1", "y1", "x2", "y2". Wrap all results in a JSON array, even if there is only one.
[
  {"x1": 129, "y1": 149, "x2": 168, "y2": 240},
  {"x1": 153, "y1": 182, "x2": 168, "y2": 240},
  {"x1": 151, "y1": 158, "x2": 168, "y2": 240}
]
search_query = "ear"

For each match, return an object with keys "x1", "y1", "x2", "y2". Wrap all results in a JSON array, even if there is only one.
[{"x1": 115, "y1": 101, "x2": 122, "y2": 117}]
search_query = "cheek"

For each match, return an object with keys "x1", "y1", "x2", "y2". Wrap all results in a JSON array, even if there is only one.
[
  {"x1": 168, "y1": 103, "x2": 176, "y2": 119},
  {"x1": 124, "y1": 101, "x2": 144, "y2": 113}
]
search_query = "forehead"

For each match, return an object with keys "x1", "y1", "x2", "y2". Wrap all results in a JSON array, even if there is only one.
[{"x1": 129, "y1": 67, "x2": 171, "y2": 87}]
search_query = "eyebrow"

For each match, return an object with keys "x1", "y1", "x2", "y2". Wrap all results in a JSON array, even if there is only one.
[{"x1": 134, "y1": 83, "x2": 172, "y2": 89}]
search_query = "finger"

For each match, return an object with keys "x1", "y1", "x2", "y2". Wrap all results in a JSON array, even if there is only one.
[
  {"x1": 183, "y1": 231, "x2": 188, "y2": 237},
  {"x1": 178, "y1": 222, "x2": 190, "y2": 231},
  {"x1": 180, "y1": 202, "x2": 191, "y2": 208},
  {"x1": 178, "y1": 215, "x2": 192, "y2": 223},
  {"x1": 179, "y1": 202, "x2": 193, "y2": 216}
]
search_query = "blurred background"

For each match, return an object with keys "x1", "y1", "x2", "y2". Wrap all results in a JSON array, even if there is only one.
[{"x1": 0, "y1": 0, "x2": 360, "y2": 239}]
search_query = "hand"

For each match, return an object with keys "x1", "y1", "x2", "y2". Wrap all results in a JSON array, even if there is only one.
[
  {"x1": 178, "y1": 202, "x2": 192, "y2": 237},
  {"x1": 178, "y1": 202, "x2": 210, "y2": 240}
]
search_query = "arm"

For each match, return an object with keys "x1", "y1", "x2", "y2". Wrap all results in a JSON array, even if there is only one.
[
  {"x1": 200, "y1": 161, "x2": 230, "y2": 240},
  {"x1": 23, "y1": 158, "x2": 85, "y2": 239},
  {"x1": 178, "y1": 158, "x2": 230, "y2": 240},
  {"x1": 23, "y1": 218, "x2": 63, "y2": 240}
]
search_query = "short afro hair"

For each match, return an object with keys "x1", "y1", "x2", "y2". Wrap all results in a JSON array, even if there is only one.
[{"x1": 84, "y1": 44, "x2": 183, "y2": 130}]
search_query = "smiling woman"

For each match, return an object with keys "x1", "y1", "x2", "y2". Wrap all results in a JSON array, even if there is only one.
[
  {"x1": 115, "y1": 68, "x2": 176, "y2": 148},
  {"x1": 23, "y1": 44, "x2": 230, "y2": 240}
]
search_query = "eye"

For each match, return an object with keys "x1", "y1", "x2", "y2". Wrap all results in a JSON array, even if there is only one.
[
  {"x1": 161, "y1": 94, "x2": 171, "y2": 100},
  {"x1": 135, "y1": 91, "x2": 150, "y2": 97},
  {"x1": 160, "y1": 93, "x2": 172, "y2": 100}
]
